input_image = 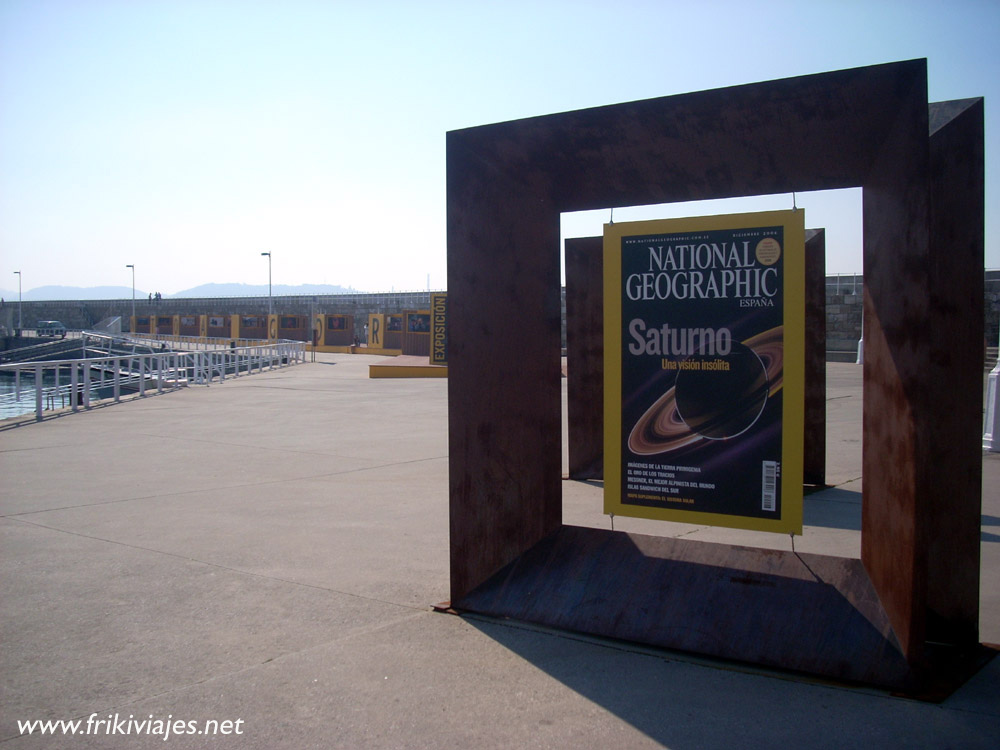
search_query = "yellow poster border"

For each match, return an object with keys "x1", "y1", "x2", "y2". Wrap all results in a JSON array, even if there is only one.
[{"x1": 603, "y1": 209, "x2": 804, "y2": 535}]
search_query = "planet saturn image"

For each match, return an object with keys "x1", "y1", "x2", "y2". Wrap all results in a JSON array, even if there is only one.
[{"x1": 628, "y1": 326, "x2": 784, "y2": 455}]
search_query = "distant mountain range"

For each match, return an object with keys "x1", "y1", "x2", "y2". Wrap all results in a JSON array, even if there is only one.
[{"x1": 0, "y1": 283, "x2": 357, "y2": 301}]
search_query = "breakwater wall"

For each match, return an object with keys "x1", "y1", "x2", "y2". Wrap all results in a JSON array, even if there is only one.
[
  {"x1": 3, "y1": 272, "x2": 999, "y2": 357},
  {"x1": 0, "y1": 291, "x2": 434, "y2": 342}
]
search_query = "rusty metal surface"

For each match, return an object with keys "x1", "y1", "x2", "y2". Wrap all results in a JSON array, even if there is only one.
[
  {"x1": 565, "y1": 236, "x2": 604, "y2": 479},
  {"x1": 455, "y1": 525, "x2": 989, "y2": 694},
  {"x1": 804, "y1": 229, "x2": 827, "y2": 486},
  {"x1": 447, "y1": 163, "x2": 563, "y2": 601},
  {"x1": 402, "y1": 312, "x2": 431, "y2": 356},
  {"x1": 450, "y1": 63, "x2": 922, "y2": 215},
  {"x1": 447, "y1": 59, "x2": 983, "y2": 685},
  {"x1": 401, "y1": 333, "x2": 430, "y2": 356},
  {"x1": 858, "y1": 65, "x2": 932, "y2": 662},
  {"x1": 456, "y1": 526, "x2": 912, "y2": 688},
  {"x1": 923, "y1": 98, "x2": 984, "y2": 646},
  {"x1": 383, "y1": 329, "x2": 402, "y2": 350},
  {"x1": 323, "y1": 315, "x2": 354, "y2": 346}
]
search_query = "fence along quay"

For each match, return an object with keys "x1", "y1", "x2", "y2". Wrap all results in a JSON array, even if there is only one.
[{"x1": 0, "y1": 332, "x2": 306, "y2": 422}]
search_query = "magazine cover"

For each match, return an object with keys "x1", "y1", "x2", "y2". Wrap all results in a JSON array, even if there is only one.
[{"x1": 603, "y1": 210, "x2": 804, "y2": 534}]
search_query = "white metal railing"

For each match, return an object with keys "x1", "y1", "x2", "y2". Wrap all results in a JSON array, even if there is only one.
[
  {"x1": 3, "y1": 328, "x2": 84, "y2": 340},
  {"x1": 121, "y1": 333, "x2": 280, "y2": 351},
  {"x1": 825, "y1": 274, "x2": 863, "y2": 295},
  {"x1": 0, "y1": 340, "x2": 306, "y2": 422}
]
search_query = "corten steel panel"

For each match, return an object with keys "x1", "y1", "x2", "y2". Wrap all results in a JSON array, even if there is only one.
[
  {"x1": 447, "y1": 164, "x2": 563, "y2": 601},
  {"x1": 449, "y1": 63, "x2": 917, "y2": 217},
  {"x1": 402, "y1": 332, "x2": 431, "y2": 357},
  {"x1": 565, "y1": 236, "x2": 604, "y2": 479},
  {"x1": 383, "y1": 330, "x2": 402, "y2": 350},
  {"x1": 924, "y1": 99, "x2": 984, "y2": 646},
  {"x1": 325, "y1": 319, "x2": 354, "y2": 346},
  {"x1": 859, "y1": 67, "x2": 931, "y2": 662},
  {"x1": 447, "y1": 59, "x2": 983, "y2": 685},
  {"x1": 458, "y1": 526, "x2": 917, "y2": 690},
  {"x1": 804, "y1": 229, "x2": 826, "y2": 486}
]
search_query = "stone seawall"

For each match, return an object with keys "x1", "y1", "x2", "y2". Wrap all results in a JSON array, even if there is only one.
[
  {"x1": 824, "y1": 277, "x2": 864, "y2": 356},
  {"x1": 0, "y1": 291, "x2": 433, "y2": 342},
  {"x1": 2, "y1": 272, "x2": 998, "y2": 357}
]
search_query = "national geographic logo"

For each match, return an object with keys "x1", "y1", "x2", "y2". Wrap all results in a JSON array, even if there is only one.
[{"x1": 430, "y1": 293, "x2": 447, "y2": 365}]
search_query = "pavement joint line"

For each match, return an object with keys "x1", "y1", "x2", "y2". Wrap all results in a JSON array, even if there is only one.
[
  {"x1": 829, "y1": 476, "x2": 863, "y2": 488},
  {"x1": 0, "y1": 444, "x2": 78, "y2": 454},
  {"x1": 672, "y1": 526, "x2": 711, "y2": 539},
  {"x1": 0, "y1": 608, "x2": 431, "y2": 745},
  {"x1": 0, "y1": 455, "x2": 449, "y2": 519},
  {"x1": 4, "y1": 515, "x2": 435, "y2": 614}
]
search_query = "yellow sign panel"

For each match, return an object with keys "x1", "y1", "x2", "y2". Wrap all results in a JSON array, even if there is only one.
[
  {"x1": 430, "y1": 293, "x2": 448, "y2": 365},
  {"x1": 368, "y1": 314, "x2": 384, "y2": 347},
  {"x1": 604, "y1": 210, "x2": 804, "y2": 534}
]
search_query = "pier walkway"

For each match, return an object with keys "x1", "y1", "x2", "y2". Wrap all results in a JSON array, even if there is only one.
[{"x1": 1, "y1": 356, "x2": 998, "y2": 748}]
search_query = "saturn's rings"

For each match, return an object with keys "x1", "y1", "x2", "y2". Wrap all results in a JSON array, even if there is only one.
[
  {"x1": 625, "y1": 325, "x2": 785, "y2": 455},
  {"x1": 627, "y1": 384, "x2": 704, "y2": 455},
  {"x1": 743, "y1": 326, "x2": 784, "y2": 397}
]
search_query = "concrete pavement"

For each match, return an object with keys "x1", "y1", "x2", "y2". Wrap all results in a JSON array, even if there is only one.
[{"x1": 1, "y1": 356, "x2": 998, "y2": 748}]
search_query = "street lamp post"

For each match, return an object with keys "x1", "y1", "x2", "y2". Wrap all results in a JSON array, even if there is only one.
[
  {"x1": 125, "y1": 264, "x2": 135, "y2": 329},
  {"x1": 13, "y1": 270, "x2": 22, "y2": 332},
  {"x1": 261, "y1": 252, "x2": 272, "y2": 315}
]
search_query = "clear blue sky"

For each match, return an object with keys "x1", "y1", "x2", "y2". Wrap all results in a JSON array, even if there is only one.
[{"x1": 1, "y1": 0, "x2": 997, "y2": 296}]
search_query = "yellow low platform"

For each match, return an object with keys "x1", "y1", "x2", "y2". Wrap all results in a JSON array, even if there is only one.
[{"x1": 368, "y1": 355, "x2": 448, "y2": 379}]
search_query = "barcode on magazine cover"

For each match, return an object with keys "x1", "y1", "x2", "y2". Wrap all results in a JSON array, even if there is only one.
[{"x1": 762, "y1": 461, "x2": 777, "y2": 511}]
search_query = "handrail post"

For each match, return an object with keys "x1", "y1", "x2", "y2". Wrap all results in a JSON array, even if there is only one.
[
  {"x1": 34, "y1": 363, "x2": 43, "y2": 421},
  {"x1": 70, "y1": 362, "x2": 79, "y2": 413}
]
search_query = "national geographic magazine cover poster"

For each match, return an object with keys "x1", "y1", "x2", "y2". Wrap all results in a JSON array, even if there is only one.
[{"x1": 603, "y1": 210, "x2": 804, "y2": 534}]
